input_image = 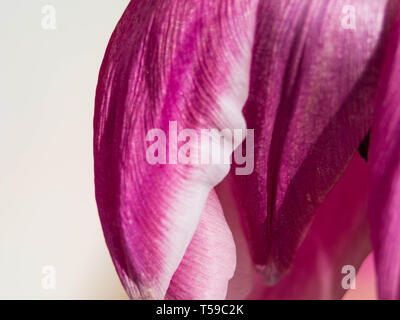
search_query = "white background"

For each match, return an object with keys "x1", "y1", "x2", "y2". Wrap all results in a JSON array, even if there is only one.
[{"x1": 0, "y1": 0, "x2": 130, "y2": 299}]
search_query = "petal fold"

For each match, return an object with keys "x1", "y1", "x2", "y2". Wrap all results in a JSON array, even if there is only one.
[
  {"x1": 93, "y1": 0, "x2": 257, "y2": 299},
  {"x1": 166, "y1": 190, "x2": 236, "y2": 300},
  {"x1": 222, "y1": 154, "x2": 372, "y2": 299},
  {"x1": 229, "y1": 0, "x2": 394, "y2": 283}
]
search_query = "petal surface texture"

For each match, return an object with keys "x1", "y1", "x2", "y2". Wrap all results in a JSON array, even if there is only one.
[
  {"x1": 166, "y1": 190, "x2": 236, "y2": 300},
  {"x1": 229, "y1": 0, "x2": 393, "y2": 283},
  {"x1": 93, "y1": 0, "x2": 257, "y2": 299},
  {"x1": 221, "y1": 154, "x2": 371, "y2": 299},
  {"x1": 369, "y1": 6, "x2": 400, "y2": 300}
]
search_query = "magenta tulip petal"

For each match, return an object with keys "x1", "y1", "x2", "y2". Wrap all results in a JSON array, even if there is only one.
[
  {"x1": 93, "y1": 1, "x2": 257, "y2": 299},
  {"x1": 166, "y1": 190, "x2": 236, "y2": 300},
  {"x1": 369, "y1": 8, "x2": 400, "y2": 300},
  {"x1": 222, "y1": 154, "x2": 371, "y2": 299},
  {"x1": 229, "y1": 0, "x2": 394, "y2": 283}
]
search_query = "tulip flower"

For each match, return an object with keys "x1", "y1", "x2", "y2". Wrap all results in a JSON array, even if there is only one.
[{"x1": 93, "y1": 0, "x2": 400, "y2": 300}]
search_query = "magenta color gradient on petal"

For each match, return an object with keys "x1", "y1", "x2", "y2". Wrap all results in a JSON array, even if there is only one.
[
  {"x1": 93, "y1": 0, "x2": 256, "y2": 299},
  {"x1": 223, "y1": 154, "x2": 371, "y2": 299},
  {"x1": 369, "y1": 5, "x2": 400, "y2": 300},
  {"x1": 166, "y1": 190, "x2": 236, "y2": 300},
  {"x1": 229, "y1": 0, "x2": 394, "y2": 284}
]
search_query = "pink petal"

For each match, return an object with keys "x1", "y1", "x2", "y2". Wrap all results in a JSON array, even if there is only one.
[
  {"x1": 222, "y1": 154, "x2": 372, "y2": 299},
  {"x1": 228, "y1": 0, "x2": 393, "y2": 283},
  {"x1": 369, "y1": 6, "x2": 400, "y2": 300},
  {"x1": 343, "y1": 254, "x2": 377, "y2": 300},
  {"x1": 166, "y1": 190, "x2": 236, "y2": 300},
  {"x1": 93, "y1": 1, "x2": 257, "y2": 299}
]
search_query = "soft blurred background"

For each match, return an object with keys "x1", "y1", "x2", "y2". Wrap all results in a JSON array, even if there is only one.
[
  {"x1": 0, "y1": 0, "x2": 129, "y2": 299},
  {"x1": 0, "y1": 0, "x2": 376, "y2": 299}
]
